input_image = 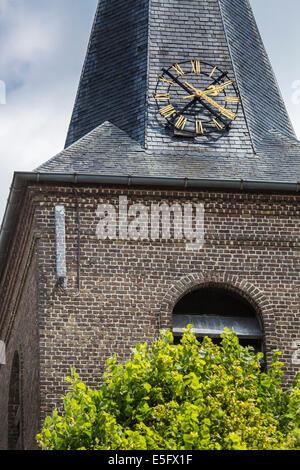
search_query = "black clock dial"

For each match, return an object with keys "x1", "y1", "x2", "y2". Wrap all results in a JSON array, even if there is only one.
[{"x1": 154, "y1": 60, "x2": 240, "y2": 137}]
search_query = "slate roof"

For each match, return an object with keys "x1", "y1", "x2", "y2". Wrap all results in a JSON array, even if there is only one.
[
  {"x1": 65, "y1": 0, "x2": 149, "y2": 148},
  {"x1": 36, "y1": 0, "x2": 300, "y2": 183},
  {"x1": 36, "y1": 121, "x2": 300, "y2": 183}
]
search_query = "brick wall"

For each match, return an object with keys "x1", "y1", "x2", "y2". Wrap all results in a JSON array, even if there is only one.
[
  {"x1": 35, "y1": 183, "x2": 299, "y2": 412},
  {"x1": 0, "y1": 182, "x2": 299, "y2": 448},
  {"x1": 0, "y1": 191, "x2": 40, "y2": 450}
]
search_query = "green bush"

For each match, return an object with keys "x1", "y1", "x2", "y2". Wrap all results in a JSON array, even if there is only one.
[{"x1": 36, "y1": 327, "x2": 300, "y2": 450}]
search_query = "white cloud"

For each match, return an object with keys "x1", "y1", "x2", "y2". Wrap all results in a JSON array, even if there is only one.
[
  {"x1": 0, "y1": 0, "x2": 11, "y2": 14},
  {"x1": 0, "y1": 0, "x2": 97, "y2": 220}
]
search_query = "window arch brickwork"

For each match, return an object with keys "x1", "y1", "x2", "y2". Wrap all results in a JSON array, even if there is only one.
[{"x1": 160, "y1": 272, "x2": 276, "y2": 367}]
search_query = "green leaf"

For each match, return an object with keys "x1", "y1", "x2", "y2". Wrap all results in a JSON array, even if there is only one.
[{"x1": 36, "y1": 330, "x2": 300, "y2": 451}]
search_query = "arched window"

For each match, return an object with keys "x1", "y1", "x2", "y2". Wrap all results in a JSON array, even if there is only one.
[
  {"x1": 8, "y1": 352, "x2": 22, "y2": 450},
  {"x1": 172, "y1": 285, "x2": 264, "y2": 357}
]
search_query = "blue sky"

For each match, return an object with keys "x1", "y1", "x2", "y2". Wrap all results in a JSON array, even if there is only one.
[{"x1": 0, "y1": 0, "x2": 299, "y2": 221}]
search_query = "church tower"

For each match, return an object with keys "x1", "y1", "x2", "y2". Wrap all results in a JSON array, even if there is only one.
[{"x1": 0, "y1": 0, "x2": 299, "y2": 449}]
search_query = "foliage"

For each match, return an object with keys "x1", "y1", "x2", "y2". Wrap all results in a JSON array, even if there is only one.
[{"x1": 36, "y1": 327, "x2": 300, "y2": 450}]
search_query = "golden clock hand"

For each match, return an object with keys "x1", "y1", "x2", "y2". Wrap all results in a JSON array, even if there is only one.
[
  {"x1": 183, "y1": 80, "x2": 233, "y2": 99},
  {"x1": 206, "y1": 80, "x2": 233, "y2": 97},
  {"x1": 183, "y1": 89, "x2": 236, "y2": 121},
  {"x1": 200, "y1": 93, "x2": 236, "y2": 120},
  {"x1": 182, "y1": 82, "x2": 232, "y2": 124},
  {"x1": 162, "y1": 69, "x2": 193, "y2": 95},
  {"x1": 182, "y1": 89, "x2": 213, "y2": 99},
  {"x1": 184, "y1": 82, "x2": 200, "y2": 94},
  {"x1": 183, "y1": 93, "x2": 197, "y2": 99},
  {"x1": 183, "y1": 82, "x2": 210, "y2": 100}
]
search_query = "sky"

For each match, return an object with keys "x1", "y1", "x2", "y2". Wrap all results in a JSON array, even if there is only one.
[{"x1": 0, "y1": 0, "x2": 299, "y2": 223}]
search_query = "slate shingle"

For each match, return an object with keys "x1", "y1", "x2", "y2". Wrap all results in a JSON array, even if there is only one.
[
  {"x1": 36, "y1": 121, "x2": 300, "y2": 183},
  {"x1": 36, "y1": 0, "x2": 300, "y2": 183}
]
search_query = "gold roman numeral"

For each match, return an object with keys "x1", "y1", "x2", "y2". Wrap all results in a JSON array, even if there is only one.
[
  {"x1": 160, "y1": 104, "x2": 176, "y2": 118},
  {"x1": 191, "y1": 60, "x2": 201, "y2": 74},
  {"x1": 175, "y1": 115, "x2": 187, "y2": 130},
  {"x1": 172, "y1": 63, "x2": 184, "y2": 76},
  {"x1": 213, "y1": 118, "x2": 223, "y2": 130},
  {"x1": 209, "y1": 66, "x2": 217, "y2": 78},
  {"x1": 225, "y1": 96, "x2": 240, "y2": 103},
  {"x1": 159, "y1": 76, "x2": 174, "y2": 85},
  {"x1": 154, "y1": 93, "x2": 170, "y2": 100},
  {"x1": 195, "y1": 120, "x2": 204, "y2": 135}
]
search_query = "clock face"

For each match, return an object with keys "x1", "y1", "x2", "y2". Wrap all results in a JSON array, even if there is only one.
[{"x1": 154, "y1": 60, "x2": 240, "y2": 137}]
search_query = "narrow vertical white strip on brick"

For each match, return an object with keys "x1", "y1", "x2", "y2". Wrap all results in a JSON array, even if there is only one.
[
  {"x1": 0, "y1": 340, "x2": 5, "y2": 365},
  {"x1": 55, "y1": 205, "x2": 67, "y2": 278}
]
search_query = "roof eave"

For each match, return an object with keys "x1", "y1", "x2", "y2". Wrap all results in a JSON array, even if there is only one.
[{"x1": 0, "y1": 171, "x2": 299, "y2": 280}]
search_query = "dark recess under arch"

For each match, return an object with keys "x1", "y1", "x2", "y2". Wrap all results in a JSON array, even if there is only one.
[{"x1": 172, "y1": 285, "x2": 264, "y2": 355}]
